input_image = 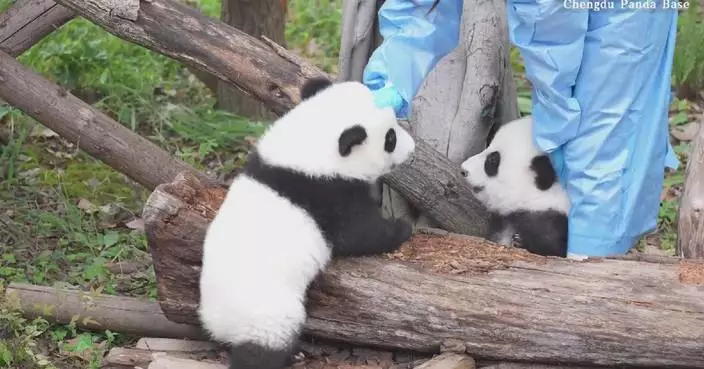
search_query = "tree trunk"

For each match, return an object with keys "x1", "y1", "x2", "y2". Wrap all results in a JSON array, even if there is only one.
[
  {"x1": 141, "y1": 171, "x2": 704, "y2": 368},
  {"x1": 216, "y1": 0, "x2": 285, "y2": 122},
  {"x1": 677, "y1": 122, "x2": 704, "y2": 258}
]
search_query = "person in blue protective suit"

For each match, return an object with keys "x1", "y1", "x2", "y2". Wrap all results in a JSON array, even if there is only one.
[{"x1": 364, "y1": 0, "x2": 681, "y2": 258}]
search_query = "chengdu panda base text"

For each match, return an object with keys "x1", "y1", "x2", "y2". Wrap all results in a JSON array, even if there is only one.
[
  {"x1": 197, "y1": 78, "x2": 416, "y2": 369},
  {"x1": 460, "y1": 116, "x2": 570, "y2": 258}
]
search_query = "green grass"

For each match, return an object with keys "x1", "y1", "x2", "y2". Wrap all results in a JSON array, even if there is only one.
[
  {"x1": 0, "y1": 0, "x2": 702, "y2": 367},
  {"x1": 672, "y1": 2, "x2": 704, "y2": 97},
  {"x1": 0, "y1": 0, "x2": 343, "y2": 367}
]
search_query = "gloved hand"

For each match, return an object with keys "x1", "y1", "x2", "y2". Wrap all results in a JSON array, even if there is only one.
[{"x1": 371, "y1": 84, "x2": 407, "y2": 118}]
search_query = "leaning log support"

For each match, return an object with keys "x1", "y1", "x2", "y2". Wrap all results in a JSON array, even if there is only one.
[
  {"x1": 0, "y1": 50, "x2": 211, "y2": 191},
  {"x1": 0, "y1": 0, "x2": 74, "y2": 57},
  {"x1": 142, "y1": 171, "x2": 704, "y2": 368}
]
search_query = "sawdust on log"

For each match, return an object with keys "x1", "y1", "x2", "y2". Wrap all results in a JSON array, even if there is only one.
[
  {"x1": 387, "y1": 232, "x2": 548, "y2": 275},
  {"x1": 163, "y1": 171, "x2": 227, "y2": 220},
  {"x1": 678, "y1": 260, "x2": 704, "y2": 285}
]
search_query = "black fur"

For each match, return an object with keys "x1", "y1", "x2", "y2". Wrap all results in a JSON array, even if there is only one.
[
  {"x1": 488, "y1": 210, "x2": 568, "y2": 257},
  {"x1": 227, "y1": 341, "x2": 298, "y2": 369},
  {"x1": 244, "y1": 150, "x2": 413, "y2": 257},
  {"x1": 484, "y1": 151, "x2": 501, "y2": 177},
  {"x1": 384, "y1": 128, "x2": 397, "y2": 153},
  {"x1": 339, "y1": 125, "x2": 368, "y2": 156},
  {"x1": 300, "y1": 77, "x2": 333, "y2": 100},
  {"x1": 530, "y1": 154, "x2": 557, "y2": 191},
  {"x1": 509, "y1": 210, "x2": 568, "y2": 257}
]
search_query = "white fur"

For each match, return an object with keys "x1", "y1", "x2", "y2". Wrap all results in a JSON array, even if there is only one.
[
  {"x1": 198, "y1": 80, "x2": 416, "y2": 351},
  {"x1": 199, "y1": 176, "x2": 327, "y2": 350},
  {"x1": 257, "y1": 81, "x2": 415, "y2": 182},
  {"x1": 460, "y1": 115, "x2": 570, "y2": 216}
]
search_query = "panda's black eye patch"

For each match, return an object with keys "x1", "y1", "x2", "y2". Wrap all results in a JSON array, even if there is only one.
[
  {"x1": 484, "y1": 151, "x2": 500, "y2": 177},
  {"x1": 384, "y1": 128, "x2": 396, "y2": 153}
]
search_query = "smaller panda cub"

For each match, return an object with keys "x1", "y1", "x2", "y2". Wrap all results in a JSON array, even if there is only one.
[{"x1": 460, "y1": 115, "x2": 570, "y2": 257}]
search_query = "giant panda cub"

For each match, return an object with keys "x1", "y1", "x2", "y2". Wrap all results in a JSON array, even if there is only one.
[
  {"x1": 198, "y1": 77, "x2": 416, "y2": 369},
  {"x1": 460, "y1": 115, "x2": 570, "y2": 257}
]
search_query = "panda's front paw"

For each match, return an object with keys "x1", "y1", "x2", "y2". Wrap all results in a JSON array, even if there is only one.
[{"x1": 393, "y1": 219, "x2": 413, "y2": 245}]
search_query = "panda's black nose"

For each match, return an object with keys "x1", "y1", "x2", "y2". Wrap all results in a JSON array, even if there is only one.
[{"x1": 460, "y1": 169, "x2": 468, "y2": 177}]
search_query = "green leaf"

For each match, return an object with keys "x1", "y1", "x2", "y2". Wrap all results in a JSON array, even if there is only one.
[
  {"x1": 0, "y1": 106, "x2": 11, "y2": 119},
  {"x1": 0, "y1": 343, "x2": 13, "y2": 365},
  {"x1": 517, "y1": 95, "x2": 532, "y2": 114},
  {"x1": 102, "y1": 231, "x2": 119, "y2": 247},
  {"x1": 72, "y1": 333, "x2": 93, "y2": 352},
  {"x1": 670, "y1": 111, "x2": 689, "y2": 126}
]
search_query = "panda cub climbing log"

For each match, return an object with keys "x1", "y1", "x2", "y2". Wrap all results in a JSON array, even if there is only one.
[
  {"x1": 198, "y1": 77, "x2": 416, "y2": 369},
  {"x1": 460, "y1": 115, "x2": 570, "y2": 257}
]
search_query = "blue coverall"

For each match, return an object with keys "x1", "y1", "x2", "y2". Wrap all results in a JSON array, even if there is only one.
[{"x1": 363, "y1": 0, "x2": 680, "y2": 257}]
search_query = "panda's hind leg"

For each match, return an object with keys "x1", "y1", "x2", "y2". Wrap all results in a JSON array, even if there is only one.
[
  {"x1": 227, "y1": 340, "x2": 298, "y2": 369},
  {"x1": 223, "y1": 290, "x2": 307, "y2": 369}
]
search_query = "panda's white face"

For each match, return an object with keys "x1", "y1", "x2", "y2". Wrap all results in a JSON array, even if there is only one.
[
  {"x1": 459, "y1": 116, "x2": 570, "y2": 215},
  {"x1": 256, "y1": 80, "x2": 416, "y2": 183}
]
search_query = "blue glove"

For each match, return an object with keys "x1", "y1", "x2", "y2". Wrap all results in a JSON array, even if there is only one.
[
  {"x1": 371, "y1": 84, "x2": 406, "y2": 117},
  {"x1": 362, "y1": 0, "x2": 462, "y2": 119},
  {"x1": 508, "y1": 0, "x2": 680, "y2": 257}
]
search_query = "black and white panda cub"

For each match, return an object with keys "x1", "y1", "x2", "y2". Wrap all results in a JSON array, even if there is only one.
[
  {"x1": 198, "y1": 77, "x2": 416, "y2": 369},
  {"x1": 460, "y1": 115, "x2": 570, "y2": 257}
]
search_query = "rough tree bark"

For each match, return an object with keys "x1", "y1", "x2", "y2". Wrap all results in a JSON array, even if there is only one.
[
  {"x1": 337, "y1": 0, "x2": 383, "y2": 84},
  {"x1": 677, "y1": 122, "x2": 704, "y2": 258},
  {"x1": 216, "y1": 0, "x2": 285, "y2": 121},
  {"x1": 141, "y1": 171, "x2": 704, "y2": 368},
  {"x1": 44, "y1": 0, "x2": 490, "y2": 235},
  {"x1": 0, "y1": 0, "x2": 74, "y2": 57},
  {"x1": 0, "y1": 50, "x2": 211, "y2": 191}
]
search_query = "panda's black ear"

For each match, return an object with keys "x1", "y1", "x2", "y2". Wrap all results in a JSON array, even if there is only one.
[
  {"x1": 531, "y1": 155, "x2": 557, "y2": 191},
  {"x1": 301, "y1": 77, "x2": 333, "y2": 100},
  {"x1": 338, "y1": 125, "x2": 367, "y2": 156}
]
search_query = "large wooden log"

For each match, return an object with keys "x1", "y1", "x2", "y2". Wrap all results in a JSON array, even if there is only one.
[
  {"x1": 0, "y1": 50, "x2": 211, "y2": 191},
  {"x1": 142, "y1": 171, "x2": 704, "y2": 368},
  {"x1": 51, "y1": 0, "x2": 489, "y2": 236},
  {"x1": 677, "y1": 122, "x2": 704, "y2": 259},
  {"x1": 0, "y1": 0, "x2": 74, "y2": 57}
]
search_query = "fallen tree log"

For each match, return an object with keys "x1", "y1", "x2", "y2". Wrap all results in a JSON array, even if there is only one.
[
  {"x1": 0, "y1": 0, "x2": 74, "y2": 57},
  {"x1": 51, "y1": 0, "x2": 489, "y2": 236},
  {"x1": 0, "y1": 49, "x2": 212, "y2": 191},
  {"x1": 677, "y1": 121, "x2": 704, "y2": 259},
  {"x1": 142, "y1": 171, "x2": 704, "y2": 368},
  {"x1": 3, "y1": 282, "x2": 206, "y2": 339}
]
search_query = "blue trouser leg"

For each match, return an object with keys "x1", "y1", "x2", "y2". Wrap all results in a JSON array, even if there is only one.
[
  {"x1": 508, "y1": 0, "x2": 680, "y2": 256},
  {"x1": 563, "y1": 6, "x2": 680, "y2": 256}
]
